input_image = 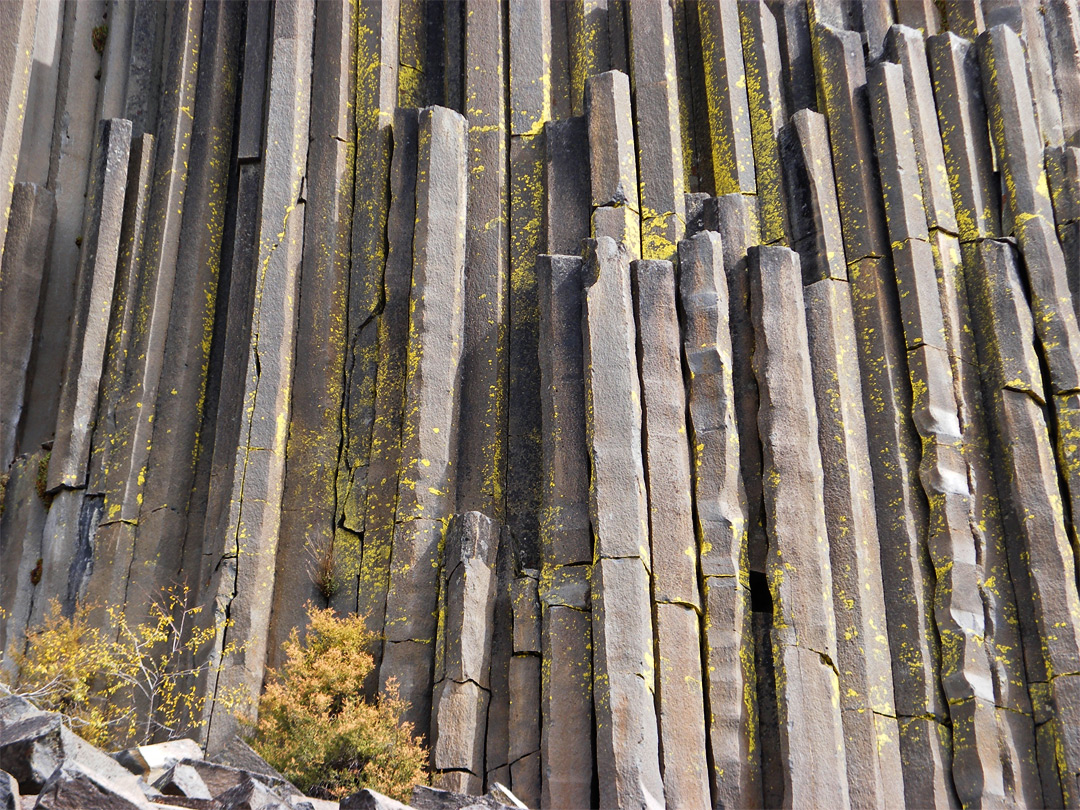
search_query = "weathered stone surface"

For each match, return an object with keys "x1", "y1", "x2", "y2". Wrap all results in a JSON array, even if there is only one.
[
  {"x1": 457, "y1": 1, "x2": 508, "y2": 524},
  {"x1": 537, "y1": 255, "x2": 591, "y2": 568},
  {"x1": 779, "y1": 110, "x2": 847, "y2": 283},
  {"x1": 436, "y1": 512, "x2": 500, "y2": 687},
  {"x1": 813, "y1": 22, "x2": 890, "y2": 263},
  {"x1": 803, "y1": 277, "x2": 905, "y2": 808},
  {"x1": 590, "y1": 555, "x2": 663, "y2": 809},
  {"x1": 697, "y1": 0, "x2": 755, "y2": 193},
  {"x1": 544, "y1": 118, "x2": 591, "y2": 255},
  {"x1": 0, "y1": 0, "x2": 37, "y2": 266},
  {"x1": 510, "y1": 0, "x2": 551, "y2": 137},
  {"x1": 539, "y1": 596, "x2": 593, "y2": 810},
  {"x1": 213, "y1": 777, "x2": 288, "y2": 810},
  {"x1": 631, "y1": 259, "x2": 699, "y2": 607},
  {"x1": 1043, "y1": 0, "x2": 1080, "y2": 146},
  {"x1": 115, "y1": 740, "x2": 202, "y2": 777},
  {"x1": 0, "y1": 770, "x2": 16, "y2": 810},
  {"x1": 35, "y1": 761, "x2": 148, "y2": 810},
  {"x1": 153, "y1": 764, "x2": 212, "y2": 801},
  {"x1": 926, "y1": 32, "x2": 1000, "y2": 242},
  {"x1": 430, "y1": 678, "x2": 488, "y2": 787},
  {"x1": 740, "y1": 0, "x2": 790, "y2": 245},
  {"x1": 882, "y1": 25, "x2": 958, "y2": 235},
  {"x1": 586, "y1": 70, "x2": 638, "y2": 210},
  {"x1": 47, "y1": 118, "x2": 131, "y2": 490},
  {"x1": 0, "y1": 183, "x2": 54, "y2": 471},
  {"x1": 507, "y1": 653, "x2": 541, "y2": 807},
  {"x1": 341, "y1": 790, "x2": 411, "y2": 810},
  {"x1": 581, "y1": 238, "x2": 649, "y2": 564},
  {"x1": 750, "y1": 245, "x2": 849, "y2": 805},
  {"x1": 0, "y1": 451, "x2": 47, "y2": 671},
  {"x1": 510, "y1": 574, "x2": 540, "y2": 655},
  {"x1": 590, "y1": 204, "x2": 640, "y2": 259}
]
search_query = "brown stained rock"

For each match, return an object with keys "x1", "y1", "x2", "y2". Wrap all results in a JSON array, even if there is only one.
[
  {"x1": 697, "y1": 0, "x2": 756, "y2": 194},
  {"x1": 384, "y1": 519, "x2": 445, "y2": 647},
  {"x1": 770, "y1": 643, "x2": 850, "y2": 807},
  {"x1": 537, "y1": 255, "x2": 592, "y2": 568},
  {"x1": 540, "y1": 601, "x2": 594, "y2": 810},
  {"x1": 430, "y1": 679, "x2": 489, "y2": 785},
  {"x1": 677, "y1": 232, "x2": 748, "y2": 580},
  {"x1": 435, "y1": 513, "x2": 500, "y2": 688},
  {"x1": 749, "y1": 246, "x2": 838, "y2": 658},
  {"x1": 47, "y1": 118, "x2": 132, "y2": 491},
  {"x1": 586, "y1": 70, "x2": 638, "y2": 212},
  {"x1": 508, "y1": 654, "x2": 541, "y2": 767},
  {"x1": 509, "y1": 752, "x2": 540, "y2": 810},
  {"x1": 380, "y1": 638, "x2": 437, "y2": 743},
  {"x1": 926, "y1": 33, "x2": 1000, "y2": 242},
  {"x1": 510, "y1": 573, "x2": 541, "y2": 655},
  {"x1": 867, "y1": 62, "x2": 932, "y2": 245},
  {"x1": 882, "y1": 25, "x2": 958, "y2": 235},
  {"x1": 0, "y1": 184, "x2": 54, "y2": 472},
  {"x1": 750, "y1": 245, "x2": 848, "y2": 805},
  {"x1": 544, "y1": 119, "x2": 591, "y2": 255},
  {"x1": 740, "y1": 0, "x2": 790, "y2": 246},
  {"x1": 896, "y1": 716, "x2": 958, "y2": 809},
  {"x1": 590, "y1": 556, "x2": 663, "y2": 809},
  {"x1": 977, "y1": 25, "x2": 1057, "y2": 228},
  {"x1": 812, "y1": 22, "x2": 890, "y2": 263},
  {"x1": 654, "y1": 602, "x2": 710, "y2": 810},
  {"x1": 803, "y1": 279, "x2": 899, "y2": 721},
  {"x1": 591, "y1": 205, "x2": 641, "y2": 260},
  {"x1": 779, "y1": 110, "x2": 848, "y2": 284},
  {"x1": 581, "y1": 238, "x2": 650, "y2": 565},
  {"x1": 509, "y1": 0, "x2": 551, "y2": 137},
  {"x1": 631, "y1": 259, "x2": 700, "y2": 608},
  {"x1": 1012, "y1": 217, "x2": 1080, "y2": 397},
  {"x1": 700, "y1": 574, "x2": 759, "y2": 808}
]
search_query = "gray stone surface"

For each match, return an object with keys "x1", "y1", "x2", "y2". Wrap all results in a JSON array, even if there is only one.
[
  {"x1": 586, "y1": 70, "x2": 639, "y2": 210},
  {"x1": 544, "y1": 118, "x2": 591, "y2": 255},
  {"x1": 0, "y1": 183, "x2": 54, "y2": 471},
  {"x1": 749, "y1": 245, "x2": 848, "y2": 807}
]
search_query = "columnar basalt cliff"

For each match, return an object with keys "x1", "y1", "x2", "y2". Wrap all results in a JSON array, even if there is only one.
[{"x1": 2, "y1": 1, "x2": 1080, "y2": 808}]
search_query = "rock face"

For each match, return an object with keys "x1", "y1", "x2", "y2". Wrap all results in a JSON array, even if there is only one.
[{"x1": 2, "y1": 2, "x2": 1080, "y2": 808}]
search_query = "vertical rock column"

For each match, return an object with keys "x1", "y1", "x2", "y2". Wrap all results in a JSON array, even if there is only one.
[
  {"x1": 697, "y1": 0, "x2": 755, "y2": 198},
  {"x1": 508, "y1": 568, "x2": 542, "y2": 806},
  {"x1": 1045, "y1": 146, "x2": 1079, "y2": 315},
  {"x1": 0, "y1": 184, "x2": 54, "y2": 471},
  {"x1": 457, "y1": 0, "x2": 509, "y2": 522},
  {"x1": 338, "y1": 0, "x2": 400, "y2": 601},
  {"x1": 507, "y1": 0, "x2": 552, "y2": 568},
  {"x1": 430, "y1": 512, "x2": 501, "y2": 795},
  {"x1": 887, "y1": 24, "x2": 1043, "y2": 805},
  {"x1": 970, "y1": 241, "x2": 1080, "y2": 808},
  {"x1": 626, "y1": 0, "x2": 685, "y2": 261},
  {"x1": 587, "y1": 70, "x2": 641, "y2": 259},
  {"x1": 35, "y1": 118, "x2": 131, "y2": 621},
  {"x1": 358, "y1": 108, "x2": 420, "y2": 671},
  {"x1": 536, "y1": 254, "x2": 595, "y2": 810},
  {"x1": 269, "y1": 0, "x2": 357, "y2": 664},
  {"x1": 739, "y1": 0, "x2": 790, "y2": 246},
  {"x1": 677, "y1": 231, "x2": 760, "y2": 809},
  {"x1": 378, "y1": 106, "x2": 469, "y2": 743},
  {"x1": 582, "y1": 237, "x2": 664, "y2": 809},
  {"x1": 813, "y1": 23, "x2": 950, "y2": 805},
  {"x1": 632, "y1": 258, "x2": 710, "y2": 810},
  {"x1": 868, "y1": 59, "x2": 1009, "y2": 807},
  {"x1": 0, "y1": 0, "x2": 37, "y2": 262},
  {"x1": 979, "y1": 24, "x2": 1080, "y2": 583},
  {"x1": 201, "y1": 0, "x2": 314, "y2": 751},
  {"x1": 749, "y1": 245, "x2": 849, "y2": 809}
]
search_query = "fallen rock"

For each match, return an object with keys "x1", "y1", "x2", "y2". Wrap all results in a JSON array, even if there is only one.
[
  {"x1": 115, "y1": 739, "x2": 203, "y2": 776},
  {"x1": 153, "y1": 763, "x2": 213, "y2": 800},
  {"x1": 0, "y1": 769, "x2": 19, "y2": 810},
  {"x1": 214, "y1": 776, "x2": 289, "y2": 810},
  {"x1": 340, "y1": 789, "x2": 411, "y2": 809},
  {"x1": 211, "y1": 738, "x2": 288, "y2": 788},
  {"x1": 410, "y1": 785, "x2": 515, "y2": 810},
  {"x1": 34, "y1": 760, "x2": 148, "y2": 810}
]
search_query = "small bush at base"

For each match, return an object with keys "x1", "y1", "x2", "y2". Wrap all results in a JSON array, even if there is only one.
[{"x1": 249, "y1": 605, "x2": 428, "y2": 803}]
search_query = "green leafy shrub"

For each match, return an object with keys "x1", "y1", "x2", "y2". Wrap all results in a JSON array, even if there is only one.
[{"x1": 249, "y1": 605, "x2": 428, "y2": 803}]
